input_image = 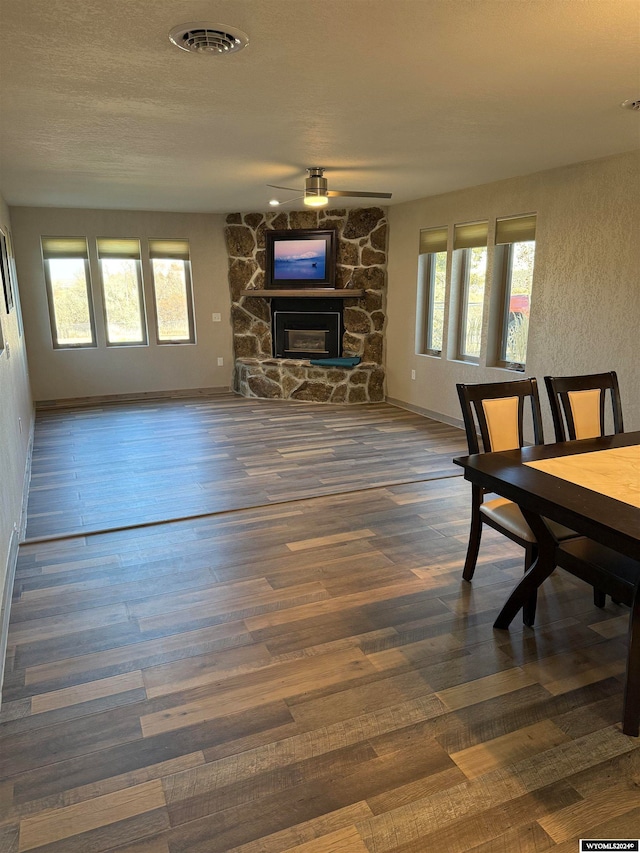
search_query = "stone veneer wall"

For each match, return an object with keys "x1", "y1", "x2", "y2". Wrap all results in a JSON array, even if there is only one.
[{"x1": 225, "y1": 207, "x2": 388, "y2": 402}]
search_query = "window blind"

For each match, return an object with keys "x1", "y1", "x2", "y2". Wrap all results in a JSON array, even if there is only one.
[
  {"x1": 495, "y1": 215, "x2": 536, "y2": 244},
  {"x1": 453, "y1": 221, "x2": 488, "y2": 250},
  {"x1": 148, "y1": 239, "x2": 190, "y2": 261},
  {"x1": 41, "y1": 237, "x2": 88, "y2": 259},
  {"x1": 419, "y1": 226, "x2": 448, "y2": 255},
  {"x1": 97, "y1": 238, "x2": 141, "y2": 260}
]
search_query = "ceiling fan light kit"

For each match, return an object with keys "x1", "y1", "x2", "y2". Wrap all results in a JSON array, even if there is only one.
[{"x1": 304, "y1": 193, "x2": 329, "y2": 208}]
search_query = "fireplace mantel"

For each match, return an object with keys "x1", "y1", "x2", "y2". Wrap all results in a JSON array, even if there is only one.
[{"x1": 240, "y1": 288, "x2": 363, "y2": 299}]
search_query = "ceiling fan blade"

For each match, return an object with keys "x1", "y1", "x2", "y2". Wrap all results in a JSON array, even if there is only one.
[
  {"x1": 267, "y1": 184, "x2": 300, "y2": 192},
  {"x1": 267, "y1": 195, "x2": 306, "y2": 206},
  {"x1": 327, "y1": 190, "x2": 392, "y2": 198}
]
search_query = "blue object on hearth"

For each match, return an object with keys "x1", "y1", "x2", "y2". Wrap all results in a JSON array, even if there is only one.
[{"x1": 309, "y1": 356, "x2": 361, "y2": 368}]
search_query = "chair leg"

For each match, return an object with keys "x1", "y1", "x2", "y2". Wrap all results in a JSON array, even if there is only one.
[
  {"x1": 522, "y1": 543, "x2": 538, "y2": 627},
  {"x1": 593, "y1": 588, "x2": 607, "y2": 608},
  {"x1": 462, "y1": 497, "x2": 483, "y2": 582},
  {"x1": 622, "y1": 589, "x2": 640, "y2": 737}
]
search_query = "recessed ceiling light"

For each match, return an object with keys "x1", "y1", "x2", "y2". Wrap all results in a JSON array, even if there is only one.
[
  {"x1": 269, "y1": 199, "x2": 280, "y2": 206},
  {"x1": 620, "y1": 98, "x2": 640, "y2": 111},
  {"x1": 168, "y1": 23, "x2": 249, "y2": 55}
]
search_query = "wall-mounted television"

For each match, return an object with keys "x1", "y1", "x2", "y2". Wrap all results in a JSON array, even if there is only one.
[{"x1": 265, "y1": 229, "x2": 336, "y2": 289}]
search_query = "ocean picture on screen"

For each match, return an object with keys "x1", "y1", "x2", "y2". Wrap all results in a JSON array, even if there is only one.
[{"x1": 274, "y1": 239, "x2": 326, "y2": 280}]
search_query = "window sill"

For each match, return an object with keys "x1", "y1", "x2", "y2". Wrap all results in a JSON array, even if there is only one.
[
  {"x1": 450, "y1": 357, "x2": 480, "y2": 366},
  {"x1": 493, "y1": 362, "x2": 526, "y2": 373}
]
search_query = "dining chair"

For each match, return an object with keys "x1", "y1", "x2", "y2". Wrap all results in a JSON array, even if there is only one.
[
  {"x1": 544, "y1": 370, "x2": 624, "y2": 607},
  {"x1": 544, "y1": 371, "x2": 624, "y2": 442},
  {"x1": 456, "y1": 378, "x2": 575, "y2": 622}
]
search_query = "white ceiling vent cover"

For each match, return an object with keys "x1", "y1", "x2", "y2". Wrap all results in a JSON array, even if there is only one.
[{"x1": 169, "y1": 23, "x2": 249, "y2": 55}]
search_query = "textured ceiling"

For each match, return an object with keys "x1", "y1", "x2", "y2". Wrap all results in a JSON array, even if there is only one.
[{"x1": 0, "y1": 0, "x2": 638, "y2": 212}]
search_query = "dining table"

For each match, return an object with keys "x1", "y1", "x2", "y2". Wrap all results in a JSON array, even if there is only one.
[
  {"x1": 454, "y1": 429, "x2": 640, "y2": 734},
  {"x1": 454, "y1": 430, "x2": 640, "y2": 622}
]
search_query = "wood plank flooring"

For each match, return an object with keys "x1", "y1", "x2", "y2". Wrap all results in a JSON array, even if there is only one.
[
  {"x1": 2, "y1": 396, "x2": 639, "y2": 852},
  {"x1": 25, "y1": 395, "x2": 466, "y2": 540}
]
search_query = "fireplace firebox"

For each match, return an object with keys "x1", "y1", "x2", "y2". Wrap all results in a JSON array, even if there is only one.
[{"x1": 272, "y1": 297, "x2": 343, "y2": 360}]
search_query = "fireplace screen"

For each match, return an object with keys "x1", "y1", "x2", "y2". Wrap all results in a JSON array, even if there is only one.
[{"x1": 285, "y1": 328, "x2": 328, "y2": 356}]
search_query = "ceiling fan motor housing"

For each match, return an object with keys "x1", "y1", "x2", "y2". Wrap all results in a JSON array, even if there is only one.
[{"x1": 305, "y1": 167, "x2": 328, "y2": 198}]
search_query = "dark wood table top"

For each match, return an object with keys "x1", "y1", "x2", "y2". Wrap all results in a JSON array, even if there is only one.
[{"x1": 454, "y1": 430, "x2": 640, "y2": 561}]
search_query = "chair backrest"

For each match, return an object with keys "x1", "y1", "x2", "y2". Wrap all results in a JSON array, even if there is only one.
[
  {"x1": 456, "y1": 378, "x2": 544, "y2": 455},
  {"x1": 544, "y1": 371, "x2": 624, "y2": 442}
]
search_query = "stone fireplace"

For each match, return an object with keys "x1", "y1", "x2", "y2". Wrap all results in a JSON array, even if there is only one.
[{"x1": 225, "y1": 207, "x2": 387, "y2": 403}]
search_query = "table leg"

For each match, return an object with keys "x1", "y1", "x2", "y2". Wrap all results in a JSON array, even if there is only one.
[
  {"x1": 622, "y1": 588, "x2": 640, "y2": 737},
  {"x1": 493, "y1": 509, "x2": 557, "y2": 630}
]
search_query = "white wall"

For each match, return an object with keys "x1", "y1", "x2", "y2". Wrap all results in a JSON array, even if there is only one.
[
  {"x1": 386, "y1": 150, "x2": 640, "y2": 433},
  {"x1": 9, "y1": 207, "x2": 233, "y2": 401},
  {"x1": 0, "y1": 191, "x2": 33, "y2": 694}
]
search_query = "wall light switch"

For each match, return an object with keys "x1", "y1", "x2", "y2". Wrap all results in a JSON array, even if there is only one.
[
  {"x1": 411, "y1": 369, "x2": 416, "y2": 380},
  {"x1": 212, "y1": 313, "x2": 221, "y2": 322},
  {"x1": 217, "y1": 357, "x2": 224, "y2": 366}
]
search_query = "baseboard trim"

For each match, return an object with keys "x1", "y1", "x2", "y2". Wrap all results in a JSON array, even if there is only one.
[
  {"x1": 385, "y1": 396, "x2": 464, "y2": 431},
  {"x1": 35, "y1": 387, "x2": 232, "y2": 411}
]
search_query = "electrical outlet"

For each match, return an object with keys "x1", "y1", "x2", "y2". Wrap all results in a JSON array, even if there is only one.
[
  {"x1": 212, "y1": 313, "x2": 221, "y2": 322},
  {"x1": 411, "y1": 369, "x2": 416, "y2": 380},
  {"x1": 217, "y1": 357, "x2": 224, "y2": 366}
]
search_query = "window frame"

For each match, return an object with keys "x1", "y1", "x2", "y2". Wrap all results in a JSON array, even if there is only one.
[
  {"x1": 42, "y1": 240, "x2": 97, "y2": 349},
  {"x1": 418, "y1": 250, "x2": 447, "y2": 357},
  {"x1": 148, "y1": 241, "x2": 196, "y2": 346},
  {"x1": 416, "y1": 226, "x2": 448, "y2": 358},
  {"x1": 495, "y1": 237, "x2": 536, "y2": 372},
  {"x1": 97, "y1": 240, "x2": 148, "y2": 348},
  {"x1": 455, "y1": 245, "x2": 488, "y2": 364}
]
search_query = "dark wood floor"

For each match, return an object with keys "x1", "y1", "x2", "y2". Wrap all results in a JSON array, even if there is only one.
[{"x1": 2, "y1": 396, "x2": 639, "y2": 852}]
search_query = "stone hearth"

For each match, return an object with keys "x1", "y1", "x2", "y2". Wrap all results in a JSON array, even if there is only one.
[
  {"x1": 225, "y1": 207, "x2": 387, "y2": 403},
  {"x1": 234, "y1": 357, "x2": 384, "y2": 402}
]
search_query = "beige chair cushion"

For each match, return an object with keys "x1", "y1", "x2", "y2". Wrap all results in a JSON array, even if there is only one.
[
  {"x1": 567, "y1": 389, "x2": 602, "y2": 439},
  {"x1": 480, "y1": 396, "x2": 520, "y2": 451},
  {"x1": 480, "y1": 497, "x2": 576, "y2": 543}
]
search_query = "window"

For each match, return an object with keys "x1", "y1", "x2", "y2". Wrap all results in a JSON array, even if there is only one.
[
  {"x1": 148, "y1": 239, "x2": 195, "y2": 344},
  {"x1": 41, "y1": 237, "x2": 96, "y2": 348},
  {"x1": 495, "y1": 215, "x2": 536, "y2": 369},
  {"x1": 1, "y1": 229, "x2": 14, "y2": 313},
  {"x1": 97, "y1": 238, "x2": 147, "y2": 346},
  {"x1": 454, "y1": 221, "x2": 488, "y2": 361},
  {"x1": 417, "y1": 227, "x2": 447, "y2": 356}
]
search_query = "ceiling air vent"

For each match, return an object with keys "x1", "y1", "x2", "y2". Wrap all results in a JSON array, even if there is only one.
[
  {"x1": 168, "y1": 23, "x2": 249, "y2": 55},
  {"x1": 621, "y1": 98, "x2": 640, "y2": 111}
]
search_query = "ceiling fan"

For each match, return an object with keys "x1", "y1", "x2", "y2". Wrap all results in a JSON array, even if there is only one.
[{"x1": 268, "y1": 167, "x2": 392, "y2": 208}]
